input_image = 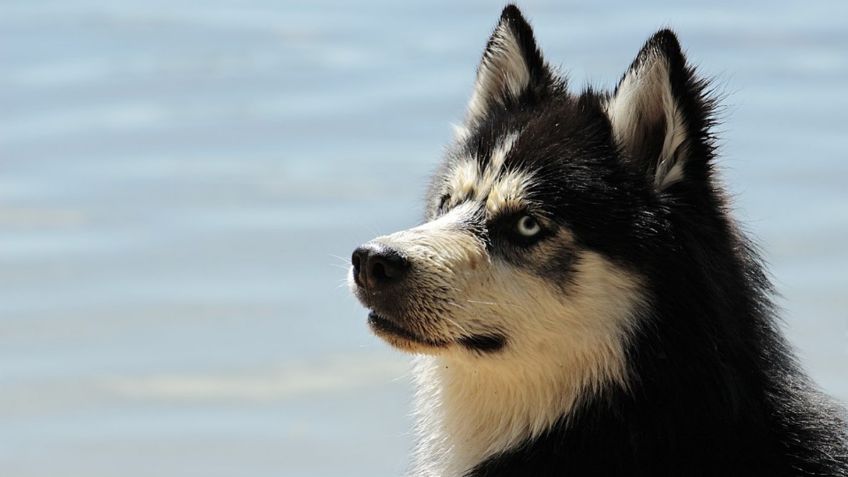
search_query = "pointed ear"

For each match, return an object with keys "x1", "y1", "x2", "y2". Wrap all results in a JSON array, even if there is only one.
[
  {"x1": 466, "y1": 5, "x2": 554, "y2": 125},
  {"x1": 605, "y1": 30, "x2": 714, "y2": 190}
]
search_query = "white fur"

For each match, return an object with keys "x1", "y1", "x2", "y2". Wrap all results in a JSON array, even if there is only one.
[
  {"x1": 605, "y1": 55, "x2": 688, "y2": 189},
  {"x1": 448, "y1": 160, "x2": 481, "y2": 202},
  {"x1": 451, "y1": 123, "x2": 471, "y2": 142},
  {"x1": 467, "y1": 23, "x2": 530, "y2": 125}
]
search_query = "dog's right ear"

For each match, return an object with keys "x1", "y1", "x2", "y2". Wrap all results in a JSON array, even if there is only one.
[
  {"x1": 605, "y1": 30, "x2": 715, "y2": 191},
  {"x1": 465, "y1": 5, "x2": 555, "y2": 126}
]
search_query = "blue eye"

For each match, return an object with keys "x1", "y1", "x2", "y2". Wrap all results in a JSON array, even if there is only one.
[{"x1": 516, "y1": 215, "x2": 541, "y2": 237}]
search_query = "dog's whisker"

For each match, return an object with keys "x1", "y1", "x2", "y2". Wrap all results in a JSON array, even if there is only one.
[
  {"x1": 465, "y1": 298, "x2": 523, "y2": 309},
  {"x1": 329, "y1": 253, "x2": 351, "y2": 264},
  {"x1": 442, "y1": 314, "x2": 471, "y2": 335},
  {"x1": 445, "y1": 301, "x2": 469, "y2": 311}
]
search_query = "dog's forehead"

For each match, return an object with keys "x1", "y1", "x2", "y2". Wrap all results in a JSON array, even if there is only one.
[
  {"x1": 439, "y1": 96, "x2": 605, "y2": 217},
  {"x1": 443, "y1": 131, "x2": 537, "y2": 214}
]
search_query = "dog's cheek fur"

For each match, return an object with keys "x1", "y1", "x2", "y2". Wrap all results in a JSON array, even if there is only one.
[{"x1": 410, "y1": 250, "x2": 647, "y2": 476}]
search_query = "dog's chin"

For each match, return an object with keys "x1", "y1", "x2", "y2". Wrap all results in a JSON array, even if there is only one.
[{"x1": 367, "y1": 311, "x2": 449, "y2": 354}]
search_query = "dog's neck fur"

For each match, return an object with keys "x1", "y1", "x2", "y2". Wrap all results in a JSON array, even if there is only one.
[
  {"x1": 409, "y1": 355, "x2": 575, "y2": 476},
  {"x1": 409, "y1": 341, "x2": 626, "y2": 476}
]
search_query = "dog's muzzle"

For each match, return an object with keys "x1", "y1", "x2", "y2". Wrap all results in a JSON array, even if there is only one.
[
  {"x1": 351, "y1": 242, "x2": 439, "y2": 347},
  {"x1": 350, "y1": 241, "x2": 508, "y2": 353}
]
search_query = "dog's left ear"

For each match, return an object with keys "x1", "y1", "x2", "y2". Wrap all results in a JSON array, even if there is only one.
[
  {"x1": 466, "y1": 5, "x2": 555, "y2": 125},
  {"x1": 606, "y1": 30, "x2": 713, "y2": 191}
]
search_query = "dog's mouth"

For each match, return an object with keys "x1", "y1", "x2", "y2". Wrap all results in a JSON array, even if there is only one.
[
  {"x1": 367, "y1": 311, "x2": 507, "y2": 354},
  {"x1": 367, "y1": 311, "x2": 450, "y2": 350}
]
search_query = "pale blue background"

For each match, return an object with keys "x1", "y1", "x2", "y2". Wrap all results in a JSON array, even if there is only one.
[{"x1": 1, "y1": 1, "x2": 846, "y2": 476}]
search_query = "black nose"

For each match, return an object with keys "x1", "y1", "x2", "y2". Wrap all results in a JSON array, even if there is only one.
[{"x1": 351, "y1": 244, "x2": 410, "y2": 289}]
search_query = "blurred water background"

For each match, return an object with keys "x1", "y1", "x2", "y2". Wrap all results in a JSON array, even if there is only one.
[{"x1": 1, "y1": 1, "x2": 846, "y2": 476}]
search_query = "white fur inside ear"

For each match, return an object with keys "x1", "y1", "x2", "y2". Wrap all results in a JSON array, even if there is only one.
[
  {"x1": 467, "y1": 23, "x2": 530, "y2": 124},
  {"x1": 605, "y1": 56, "x2": 687, "y2": 189}
]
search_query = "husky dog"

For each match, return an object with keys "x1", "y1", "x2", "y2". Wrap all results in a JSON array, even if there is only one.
[{"x1": 349, "y1": 5, "x2": 848, "y2": 476}]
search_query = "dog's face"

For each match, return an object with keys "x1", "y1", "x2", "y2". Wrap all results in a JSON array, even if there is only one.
[{"x1": 351, "y1": 7, "x2": 711, "y2": 376}]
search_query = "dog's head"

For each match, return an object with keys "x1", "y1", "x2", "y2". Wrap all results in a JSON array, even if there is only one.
[{"x1": 350, "y1": 6, "x2": 714, "y2": 379}]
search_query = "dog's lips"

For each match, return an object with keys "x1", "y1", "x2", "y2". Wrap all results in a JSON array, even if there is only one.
[
  {"x1": 367, "y1": 311, "x2": 449, "y2": 349},
  {"x1": 367, "y1": 311, "x2": 507, "y2": 354}
]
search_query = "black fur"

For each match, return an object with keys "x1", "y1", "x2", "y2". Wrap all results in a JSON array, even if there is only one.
[
  {"x1": 437, "y1": 6, "x2": 848, "y2": 477},
  {"x1": 458, "y1": 333, "x2": 508, "y2": 353}
]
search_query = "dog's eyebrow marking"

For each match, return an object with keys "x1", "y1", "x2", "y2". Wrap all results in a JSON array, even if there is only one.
[
  {"x1": 450, "y1": 160, "x2": 480, "y2": 201},
  {"x1": 446, "y1": 132, "x2": 523, "y2": 210},
  {"x1": 486, "y1": 169, "x2": 534, "y2": 214}
]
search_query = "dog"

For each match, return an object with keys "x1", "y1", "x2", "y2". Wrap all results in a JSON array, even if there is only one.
[{"x1": 349, "y1": 5, "x2": 848, "y2": 476}]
